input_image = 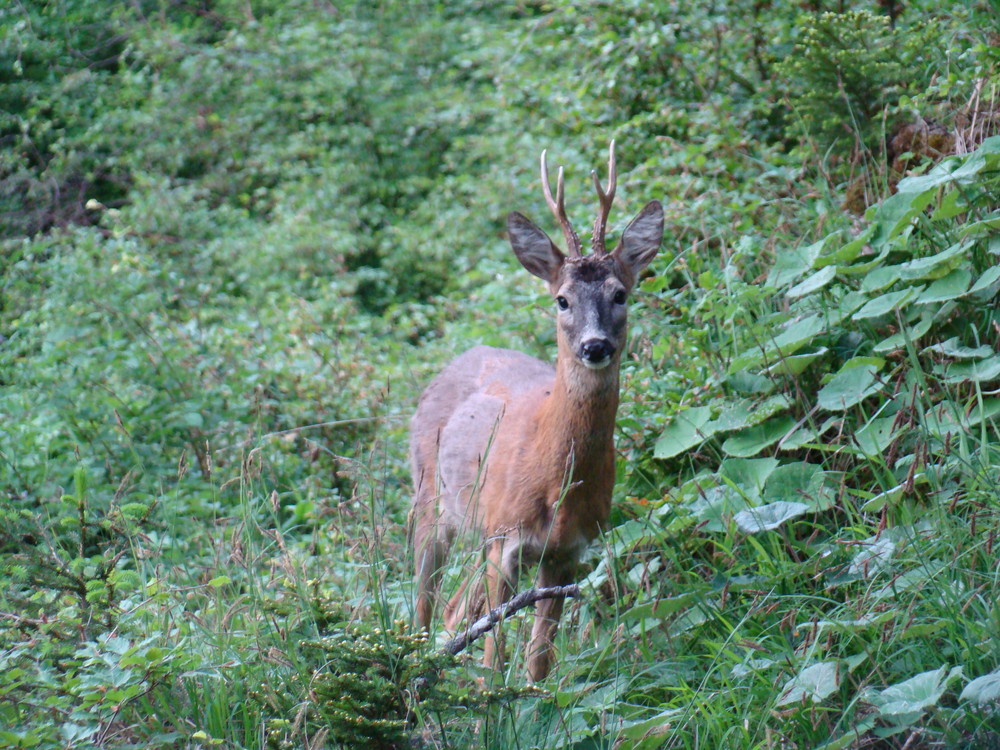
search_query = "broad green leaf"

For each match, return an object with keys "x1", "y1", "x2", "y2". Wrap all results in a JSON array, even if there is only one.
[
  {"x1": 764, "y1": 347, "x2": 827, "y2": 376},
  {"x1": 780, "y1": 426, "x2": 816, "y2": 450},
  {"x1": 721, "y1": 416, "x2": 797, "y2": 457},
  {"x1": 706, "y1": 394, "x2": 792, "y2": 434},
  {"x1": 814, "y1": 224, "x2": 876, "y2": 268},
  {"x1": 776, "y1": 661, "x2": 839, "y2": 706},
  {"x1": 940, "y1": 356, "x2": 1000, "y2": 384},
  {"x1": 618, "y1": 708, "x2": 683, "y2": 741},
  {"x1": 731, "y1": 657, "x2": 776, "y2": 679},
  {"x1": 623, "y1": 592, "x2": 698, "y2": 622},
  {"x1": 730, "y1": 314, "x2": 826, "y2": 372},
  {"x1": 924, "y1": 398, "x2": 1000, "y2": 436},
  {"x1": 969, "y1": 265, "x2": 1000, "y2": 296},
  {"x1": 764, "y1": 461, "x2": 836, "y2": 511},
  {"x1": 852, "y1": 287, "x2": 922, "y2": 320},
  {"x1": 208, "y1": 576, "x2": 232, "y2": 587},
  {"x1": 898, "y1": 241, "x2": 969, "y2": 280},
  {"x1": 808, "y1": 611, "x2": 896, "y2": 634},
  {"x1": 865, "y1": 243, "x2": 968, "y2": 292},
  {"x1": 917, "y1": 268, "x2": 971, "y2": 303},
  {"x1": 849, "y1": 538, "x2": 895, "y2": 577},
  {"x1": 654, "y1": 406, "x2": 715, "y2": 459},
  {"x1": 839, "y1": 245, "x2": 891, "y2": 276},
  {"x1": 923, "y1": 337, "x2": 993, "y2": 359},
  {"x1": 687, "y1": 485, "x2": 750, "y2": 533},
  {"x1": 719, "y1": 457, "x2": 780, "y2": 496},
  {"x1": 869, "y1": 187, "x2": 936, "y2": 246},
  {"x1": 960, "y1": 667, "x2": 1000, "y2": 705},
  {"x1": 769, "y1": 237, "x2": 830, "y2": 288},
  {"x1": 860, "y1": 484, "x2": 905, "y2": 512},
  {"x1": 960, "y1": 211, "x2": 1000, "y2": 239},
  {"x1": 871, "y1": 666, "x2": 962, "y2": 719},
  {"x1": 873, "y1": 317, "x2": 933, "y2": 353},
  {"x1": 787, "y1": 265, "x2": 836, "y2": 299},
  {"x1": 817, "y1": 364, "x2": 883, "y2": 410},
  {"x1": 861, "y1": 264, "x2": 905, "y2": 293},
  {"x1": 855, "y1": 415, "x2": 899, "y2": 454},
  {"x1": 734, "y1": 500, "x2": 809, "y2": 533},
  {"x1": 815, "y1": 718, "x2": 878, "y2": 750}
]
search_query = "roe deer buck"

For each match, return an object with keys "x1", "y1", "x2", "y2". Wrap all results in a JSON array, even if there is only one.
[{"x1": 410, "y1": 142, "x2": 663, "y2": 681}]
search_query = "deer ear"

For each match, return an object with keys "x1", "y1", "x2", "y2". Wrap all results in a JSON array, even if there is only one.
[
  {"x1": 614, "y1": 201, "x2": 663, "y2": 279},
  {"x1": 507, "y1": 212, "x2": 565, "y2": 284}
]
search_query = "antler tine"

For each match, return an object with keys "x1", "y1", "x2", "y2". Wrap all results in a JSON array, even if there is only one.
[
  {"x1": 590, "y1": 140, "x2": 618, "y2": 256},
  {"x1": 540, "y1": 149, "x2": 582, "y2": 258}
]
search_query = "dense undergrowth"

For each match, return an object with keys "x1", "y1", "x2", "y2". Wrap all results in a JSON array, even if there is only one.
[{"x1": 2, "y1": 1, "x2": 999, "y2": 748}]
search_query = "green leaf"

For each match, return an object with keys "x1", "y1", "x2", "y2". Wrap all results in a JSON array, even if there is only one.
[
  {"x1": 855, "y1": 416, "x2": 899, "y2": 454},
  {"x1": 721, "y1": 416, "x2": 797, "y2": 457},
  {"x1": 764, "y1": 461, "x2": 836, "y2": 511},
  {"x1": 769, "y1": 237, "x2": 830, "y2": 288},
  {"x1": 852, "y1": 287, "x2": 922, "y2": 320},
  {"x1": 969, "y1": 265, "x2": 1000, "y2": 296},
  {"x1": 916, "y1": 268, "x2": 971, "y2": 303},
  {"x1": 849, "y1": 537, "x2": 895, "y2": 577},
  {"x1": 869, "y1": 187, "x2": 936, "y2": 246},
  {"x1": 870, "y1": 666, "x2": 962, "y2": 719},
  {"x1": 815, "y1": 225, "x2": 876, "y2": 268},
  {"x1": 730, "y1": 314, "x2": 826, "y2": 372},
  {"x1": 764, "y1": 347, "x2": 827, "y2": 376},
  {"x1": 734, "y1": 500, "x2": 809, "y2": 533},
  {"x1": 873, "y1": 316, "x2": 933, "y2": 353},
  {"x1": 940, "y1": 356, "x2": 1000, "y2": 384},
  {"x1": 860, "y1": 484, "x2": 905, "y2": 512},
  {"x1": 923, "y1": 337, "x2": 993, "y2": 359},
  {"x1": 654, "y1": 406, "x2": 715, "y2": 459},
  {"x1": 705, "y1": 394, "x2": 791, "y2": 434},
  {"x1": 208, "y1": 576, "x2": 232, "y2": 588},
  {"x1": 960, "y1": 667, "x2": 1000, "y2": 705},
  {"x1": 686, "y1": 486, "x2": 751, "y2": 533},
  {"x1": 959, "y1": 211, "x2": 1000, "y2": 239},
  {"x1": 719, "y1": 457, "x2": 780, "y2": 496},
  {"x1": 787, "y1": 265, "x2": 836, "y2": 299},
  {"x1": 817, "y1": 364, "x2": 883, "y2": 410},
  {"x1": 776, "y1": 661, "x2": 839, "y2": 706}
]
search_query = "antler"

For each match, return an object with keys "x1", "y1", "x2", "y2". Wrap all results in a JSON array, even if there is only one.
[
  {"x1": 540, "y1": 149, "x2": 582, "y2": 258},
  {"x1": 590, "y1": 140, "x2": 617, "y2": 256}
]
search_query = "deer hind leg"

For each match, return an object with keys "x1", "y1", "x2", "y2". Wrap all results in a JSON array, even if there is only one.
[
  {"x1": 526, "y1": 560, "x2": 577, "y2": 682},
  {"x1": 411, "y1": 496, "x2": 452, "y2": 630}
]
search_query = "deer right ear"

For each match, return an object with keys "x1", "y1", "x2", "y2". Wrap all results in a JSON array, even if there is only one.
[{"x1": 507, "y1": 212, "x2": 565, "y2": 284}]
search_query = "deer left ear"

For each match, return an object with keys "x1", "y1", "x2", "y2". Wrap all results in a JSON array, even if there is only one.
[{"x1": 613, "y1": 201, "x2": 663, "y2": 279}]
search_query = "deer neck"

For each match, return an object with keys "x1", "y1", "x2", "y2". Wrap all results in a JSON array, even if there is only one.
[{"x1": 538, "y1": 348, "x2": 621, "y2": 465}]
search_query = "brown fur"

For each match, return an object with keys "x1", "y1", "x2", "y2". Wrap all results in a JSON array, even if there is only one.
[{"x1": 410, "y1": 161, "x2": 663, "y2": 681}]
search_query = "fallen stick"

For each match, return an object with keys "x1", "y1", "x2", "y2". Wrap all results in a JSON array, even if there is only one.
[{"x1": 441, "y1": 584, "x2": 581, "y2": 656}]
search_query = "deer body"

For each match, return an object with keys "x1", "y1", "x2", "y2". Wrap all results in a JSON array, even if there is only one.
[{"x1": 411, "y1": 144, "x2": 663, "y2": 680}]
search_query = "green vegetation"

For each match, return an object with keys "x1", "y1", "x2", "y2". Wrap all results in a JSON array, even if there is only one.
[{"x1": 2, "y1": 1, "x2": 999, "y2": 747}]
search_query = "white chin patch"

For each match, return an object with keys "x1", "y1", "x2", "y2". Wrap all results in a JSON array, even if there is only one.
[{"x1": 581, "y1": 357, "x2": 612, "y2": 370}]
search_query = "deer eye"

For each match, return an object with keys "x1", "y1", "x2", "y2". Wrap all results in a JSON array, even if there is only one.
[
  {"x1": 612, "y1": 290, "x2": 627, "y2": 305},
  {"x1": 556, "y1": 296, "x2": 569, "y2": 310}
]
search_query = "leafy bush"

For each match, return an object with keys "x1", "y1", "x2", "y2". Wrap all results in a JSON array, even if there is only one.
[{"x1": 2, "y1": 0, "x2": 999, "y2": 748}]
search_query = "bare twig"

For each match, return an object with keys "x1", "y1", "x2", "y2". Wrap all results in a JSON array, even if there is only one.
[{"x1": 441, "y1": 584, "x2": 580, "y2": 656}]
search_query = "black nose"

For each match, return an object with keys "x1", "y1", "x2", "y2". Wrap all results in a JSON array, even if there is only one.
[{"x1": 580, "y1": 339, "x2": 614, "y2": 363}]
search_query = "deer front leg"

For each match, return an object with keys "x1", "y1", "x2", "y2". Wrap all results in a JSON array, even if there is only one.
[{"x1": 526, "y1": 560, "x2": 576, "y2": 682}]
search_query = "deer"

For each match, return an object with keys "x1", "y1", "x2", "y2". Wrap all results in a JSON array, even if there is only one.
[{"x1": 409, "y1": 142, "x2": 663, "y2": 681}]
